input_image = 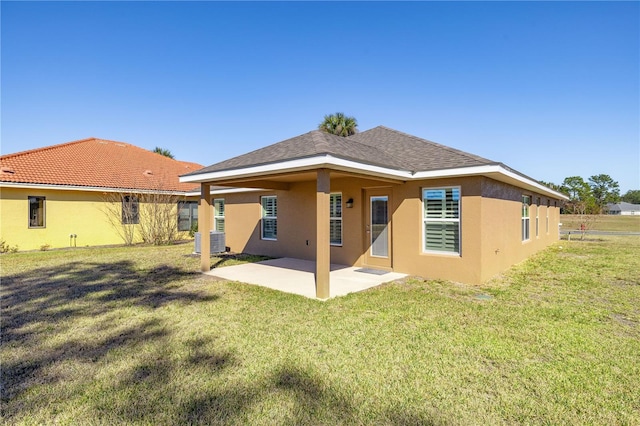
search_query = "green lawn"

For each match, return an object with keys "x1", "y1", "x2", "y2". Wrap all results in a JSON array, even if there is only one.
[
  {"x1": 2, "y1": 239, "x2": 639, "y2": 425},
  {"x1": 561, "y1": 214, "x2": 640, "y2": 232}
]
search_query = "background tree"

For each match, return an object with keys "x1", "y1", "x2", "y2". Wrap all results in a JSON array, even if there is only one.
[
  {"x1": 318, "y1": 112, "x2": 358, "y2": 137},
  {"x1": 560, "y1": 176, "x2": 594, "y2": 214},
  {"x1": 538, "y1": 180, "x2": 562, "y2": 192},
  {"x1": 137, "y1": 191, "x2": 181, "y2": 245},
  {"x1": 102, "y1": 192, "x2": 138, "y2": 245},
  {"x1": 103, "y1": 190, "x2": 183, "y2": 245},
  {"x1": 153, "y1": 147, "x2": 175, "y2": 159},
  {"x1": 102, "y1": 171, "x2": 184, "y2": 246},
  {"x1": 588, "y1": 174, "x2": 620, "y2": 212},
  {"x1": 621, "y1": 189, "x2": 640, "y2": 204}
]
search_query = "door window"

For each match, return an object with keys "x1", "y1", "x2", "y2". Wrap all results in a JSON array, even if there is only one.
[{"x1": 370, "y1": 196, "x2": 388, "y2": 257}]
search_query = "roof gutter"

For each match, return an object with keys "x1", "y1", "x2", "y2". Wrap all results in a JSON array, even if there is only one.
[{"x1": 0, "y1": 181, "x2": 193, "y2": 195}]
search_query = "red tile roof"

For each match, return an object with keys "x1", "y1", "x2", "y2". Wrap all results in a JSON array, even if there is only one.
[{"x1": 0, "y1": 138, "x2": 203, "y2": 192}]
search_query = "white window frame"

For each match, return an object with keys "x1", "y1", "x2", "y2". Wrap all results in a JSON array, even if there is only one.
[
  {"x1": 261, "y1": 195, "x2": 277, "y2": 241},
  {"x1": 546, "y1": 199, "x2": 550, "y2": 234},
  {"x1": 177, "y1": 201, "x2": 198, "y2": 232},
  {"x1": 522, "y1": 195, "x2": 530, "y2": 242},
  {"x1": 330, "y1": 193, "x2": 342, "y2": 246},
  {"x1": 422, "y1": 186, "x2": 461, "y2": 255},
  {"x1": 214, "y1": 198, "x2": 225, "y2": 232},
  {"x1": 536, "y1": 197, "x2": 540, "y2": 238}
]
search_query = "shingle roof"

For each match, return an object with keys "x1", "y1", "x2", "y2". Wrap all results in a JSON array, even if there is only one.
[
  {"x1": 607, "y1": 202, "x2": 640, "y2": 212},
  {"x1": 186, "y1": 126, "x2": 496, "y2": 177},
  {"x1": 348, "y1": 126, "x2": 496, "y2": 171},
  {"x1": 1, "y1": 138, "x2": 202, "y2": 192}
]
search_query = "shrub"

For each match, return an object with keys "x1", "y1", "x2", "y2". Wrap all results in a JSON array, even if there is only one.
[
  {"x1": 0, "y1": 238, "x2": 19, "y2": 253},
  {"x1": 189, "y1": 221, "x2": 199, "y2": 238}
]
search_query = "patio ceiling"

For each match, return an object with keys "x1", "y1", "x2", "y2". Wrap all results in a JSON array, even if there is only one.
[{"x1": 209, "y1": 168, "x2": 405, "y2": 191}]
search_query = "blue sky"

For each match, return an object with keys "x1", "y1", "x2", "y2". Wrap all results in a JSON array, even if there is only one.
[{"x1": 2, "y1": 1, "x2": 638, "y2": 192}]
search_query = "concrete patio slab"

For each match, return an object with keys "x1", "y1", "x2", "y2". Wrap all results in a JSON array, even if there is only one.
[{"x1": 204, "y1": 257, "x2": 407, "y2": 299}]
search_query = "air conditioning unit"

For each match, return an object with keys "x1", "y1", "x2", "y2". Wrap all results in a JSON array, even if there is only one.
[{"x1": 194, "y1": 231, "x2": 226, "y2": 254}]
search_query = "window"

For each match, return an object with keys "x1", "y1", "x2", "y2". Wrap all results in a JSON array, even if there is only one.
[
  {"x1": 214, "y1": 198, "x2": 225, "y2": 232},
  {"x1": 522, "y1": 195, "x2": 530, "y2": 241},
  {"x1": 371, "y1": 196, "x2": 389, "y2": 257},
  {"x1": 261, "y1": 196, "x2": 277, "y2": 240},
  {"x1": 28, "y1": 196, "x2": 45, "y2": 228},
  {"x1": 536, "y1": 197, "x2": 540, "y2": 238},
  {"x1": 330, "y1": 193, "x2": 342, "y2": 246},
  {"x1": 423, "y1": 187, "x2": 460, "y2": 254},
  {"x1": 122, "y1": 195, "x2": 139, "y2": 225},
  {"x1": 178, "y1": 201, "x2": 198, "y2": 232},
  {"x1": 546, "y1": 200, "x2": 550, "y2": 234}
]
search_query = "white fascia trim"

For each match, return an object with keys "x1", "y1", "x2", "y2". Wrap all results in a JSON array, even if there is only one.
[
  {"x1": 184, "y1": 187, "x2": 265, "y2": 197},
  {"x1": 179, "y1": 155, "x2": 413, "y2": 183},
  {"x1": 0, "y1": 181, "x2": 189, "y2": 195},
  {"x1": 179, "y1": 157, "x2": 568, "y2": 201},
  {"x1": 413, "y1": 165, "x2": 569, "y2": 200},
  {"x1": 412, "y1": 165, "x2": 500, "y2": 180}
]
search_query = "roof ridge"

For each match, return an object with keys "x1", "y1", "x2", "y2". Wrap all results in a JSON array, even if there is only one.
[
  {"x1": 310, "y1": 130, "x2": 360, "y2": 155},
  {"x1": 310, "y1": 130, "x2": 329, "y2": 152},
  {"x1": 179, "y1": 160, "x2": 204, "y2": 168},
  {"x1": 1, "y1": 136, "x2": 204, "y2": 192},
  {"x1": 334, "y1": 135, "x2": 411, "y2": 170},
  {"x1": 365, "y1": 126, "x2": 494, "y2": 163},
  {"x1": 0, "y1": 137, "x2": 135, "y2": 160},
  {"x1": 0, "y1": 137, "x2": 202, "y2": 166},
  {"x1": 332, "y1": 151, "x2": 411, "y2": 172}
]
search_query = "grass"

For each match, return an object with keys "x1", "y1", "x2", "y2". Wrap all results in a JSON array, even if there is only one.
[
  {"x1": 560, "y1": 214, "x2": 640, "y2": 232},
  {"x1": 2, "y1": 239, "x2": 639, "y2": 425}
]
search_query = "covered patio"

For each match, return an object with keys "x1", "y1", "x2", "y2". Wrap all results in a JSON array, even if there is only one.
[
  {"x1": 179, "y1": 129, "x2": 420, "y2": 299},
  {"x1": 205, "y1": 257, "x2": 407, "y2": 299},
  {"x1": 180, "y1": 126, "x2": 569, "y2": 289}
]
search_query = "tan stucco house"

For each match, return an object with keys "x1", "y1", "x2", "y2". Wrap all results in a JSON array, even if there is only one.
[{"x1": 181, "y1": 126, "x2": 568, "y2": 298}]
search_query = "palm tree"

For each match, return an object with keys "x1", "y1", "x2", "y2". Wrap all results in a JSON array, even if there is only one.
[
  {"x1": 318, "y1": 112, "x2": 358, "y2": 137},
  {"x1": 153, "y1": 147, "x2": 174, "y2": 159}
]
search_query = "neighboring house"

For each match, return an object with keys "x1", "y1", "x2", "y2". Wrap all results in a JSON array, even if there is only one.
[
  {"x1": 605, "y1": 202, "x2": 640, "y2": 215},
  {"x1": 180, "y1": 126, "x2": 568, "y2": 298},
  {"x1": 0, "y1": 138, "x2": 203, "y2": 251}
]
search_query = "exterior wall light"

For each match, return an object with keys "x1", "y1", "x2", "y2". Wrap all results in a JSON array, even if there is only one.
[{"x1": 346, "y1": 198, "x2": 354, "y2": 208}]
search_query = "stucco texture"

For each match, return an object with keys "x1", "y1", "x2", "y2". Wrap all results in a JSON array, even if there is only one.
[
  {"x1": 210, "y1": 175, "x2": 561, "y2": 285},
  {"x1": 1, "y1": 188, "x2": 196, "y2": 251}
]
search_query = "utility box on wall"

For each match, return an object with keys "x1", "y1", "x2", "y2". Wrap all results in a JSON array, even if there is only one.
[{"x1": 194, "y1": 231, "x2": 226, "y2": 254}]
